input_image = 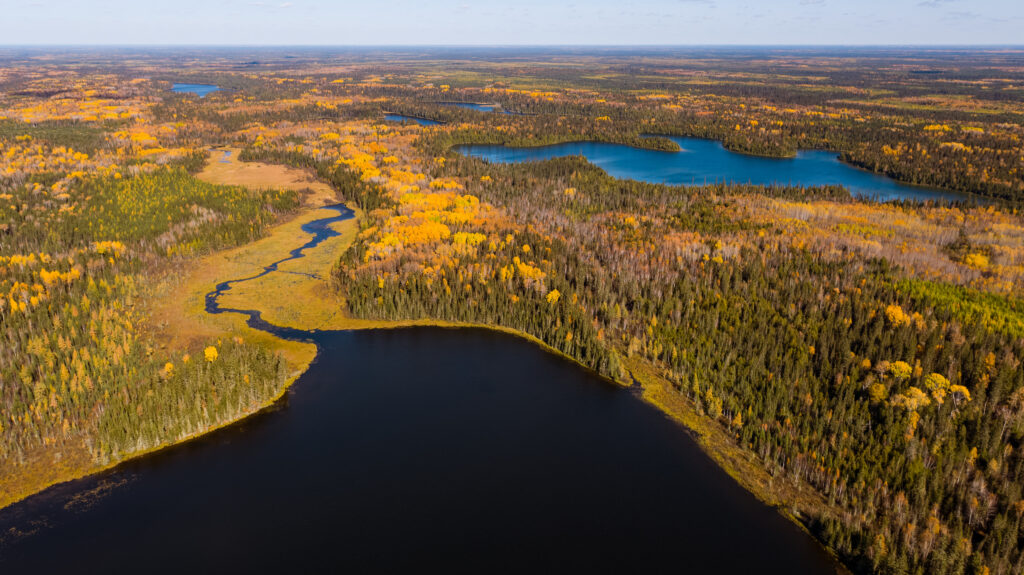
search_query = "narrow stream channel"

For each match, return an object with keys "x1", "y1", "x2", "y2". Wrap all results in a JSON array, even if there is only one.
[{"x1": 203, "y1": 203, "x2": 354, "y2": 339}]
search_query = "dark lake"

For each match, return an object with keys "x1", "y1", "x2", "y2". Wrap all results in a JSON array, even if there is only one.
[
  {"x1": 0, "y1": 203, "x2": 842, "y2": 574},
  {"x1": 0, "y1": 327, "x2": 842, "y2": 573},
  {"x1": 457, "y1": 136, "x2": 978, "y2": 203},
  {"x1": 171, "y1": 83, "x2": 220, "y2": 98}
]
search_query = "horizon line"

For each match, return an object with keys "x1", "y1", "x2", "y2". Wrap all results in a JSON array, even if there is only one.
[{"x1": 2, "y1": 43, "x2": 1024, "y2": 49}]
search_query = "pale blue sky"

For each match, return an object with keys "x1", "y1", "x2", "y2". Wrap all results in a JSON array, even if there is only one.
[{"x1": 2, "y1": 0, "x2": 1022, "y2": 45}]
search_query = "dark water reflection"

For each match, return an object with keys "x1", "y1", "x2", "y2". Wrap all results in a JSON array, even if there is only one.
[
  {"x1": 0, "y1": 329, "x2": 842, "y2": 574},
  {"x1": 0, "y1": 204, "x2": 842, "y2": 574}
]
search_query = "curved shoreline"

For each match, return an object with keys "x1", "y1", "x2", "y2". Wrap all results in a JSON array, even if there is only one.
[
  {"x1": 453, "y1": 135, "x2": 989, "y2": 204},
  {"x1": 0, "y1": 200, "x2": 848, "y2": 572},
  {"x1": 0, "y1": 202, "x2": 615, "y2": 513}
]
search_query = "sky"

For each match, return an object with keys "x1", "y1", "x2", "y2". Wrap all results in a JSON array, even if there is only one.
[{"x1": 1, "y1": 0, "x2": 1023, "y2": 46}]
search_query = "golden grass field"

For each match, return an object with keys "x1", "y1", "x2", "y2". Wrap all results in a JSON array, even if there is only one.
[
  {"x1": 148, "y1": 206, "x2": 357, "y2": 371},
  {"x1": 198, "y1": 148, "x2": 337, "y2": 207}
]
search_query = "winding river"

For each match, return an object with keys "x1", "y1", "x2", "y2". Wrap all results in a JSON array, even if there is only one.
[
  {"x1": 0, "y1": 205, "x2": 843, "y2": 573},
  {"x1": 458, "y1": 136, "x2": 979, "y2": 203}
]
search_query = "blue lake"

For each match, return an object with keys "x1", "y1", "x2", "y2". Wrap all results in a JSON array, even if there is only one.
[
  {"x1": 442, "y1": 102, "x2": 498, "y2": 112},
  {"x1": 385, "y1": 113, "x2": 442, "y2": 126},
  {"x1": 171, "y1": 83, "x2": 220, "y2": 98},
  {"x1": 457, "y1": 136, "x2": 978, "y2": 203},
  {"x1": 441, "y1": 102, "x2": 525, "y2": 115}
]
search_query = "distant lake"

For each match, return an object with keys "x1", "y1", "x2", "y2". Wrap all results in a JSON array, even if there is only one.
[
  {"x1": 171, "y1": 83, "x2": 220, "y2": 98},
  {"x1": 457, "y1": 136, "x2": 979, "y2": 203},
  {"x1": 442, "y1": 101, "x2": 498, "y2": 112},
  {"x1": 385, "y1": 113, "x2": 441, "y2": 126},
  {"x1": 440, "y1": 102, "x2": 525, "y2": 115}
]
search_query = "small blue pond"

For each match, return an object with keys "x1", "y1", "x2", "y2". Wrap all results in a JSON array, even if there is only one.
[{"x1": 172, "y1": 83, "x2": 220, "y2": 98}]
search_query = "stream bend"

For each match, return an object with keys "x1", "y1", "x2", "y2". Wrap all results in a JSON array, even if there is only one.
[{"x1": 203, "y1": 203, "x2": 354, "y2": 340}]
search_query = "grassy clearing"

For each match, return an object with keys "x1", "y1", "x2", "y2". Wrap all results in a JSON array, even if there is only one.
[
  {"x1": 0, "y1": 440, "x2": 95, "y2": 512},
  {"x1": 151, "y1": 148, "x2": 357, "y2": 368},
  {"x1": 198, "y1": 148, "x2": 337, "y2": 206},
  {"x1": 147, "y1": 207, "x2": 355, "y2": 368},
  {"x1": 213, "y1": 207, "x2": 361, "y2": 332}
]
